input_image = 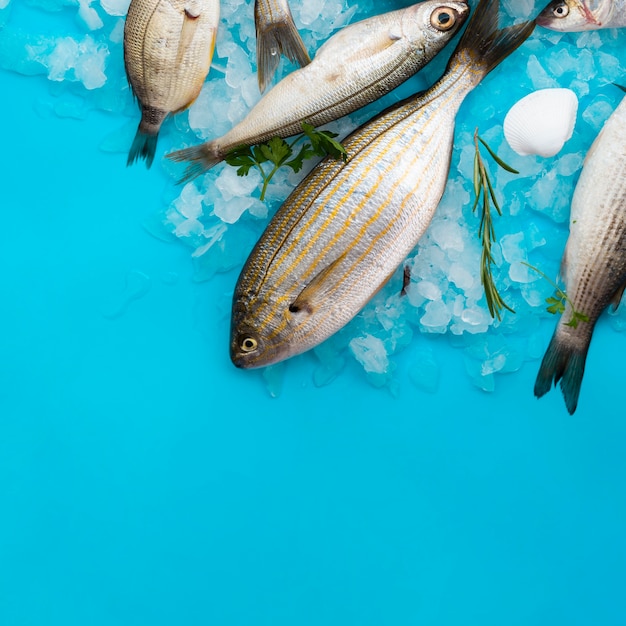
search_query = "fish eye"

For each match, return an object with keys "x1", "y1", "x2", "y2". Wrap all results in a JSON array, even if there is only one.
[
  {"x1": 240, "y1": 336, "x2": 258, "y2": 353},
  {"x1": 553, "y1": 3, "x2": 569, "y2": 17},
  {"x1": 431, "y1": 8, "x2": 456, "y2": 31}
]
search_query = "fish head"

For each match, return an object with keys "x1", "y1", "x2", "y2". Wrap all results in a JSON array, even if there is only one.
[
  {"x1": 230, "y1": 292, "x2": 298, "y2": 369},
  {"x1": 537, "y1": 0, "x2": 602, "y2": 31},
  {"x1": 404, "y1": 1, "x2": 470, "y2": 48}
]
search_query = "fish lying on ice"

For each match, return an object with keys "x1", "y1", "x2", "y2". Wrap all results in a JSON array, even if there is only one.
[
  {"x1": 168, "y1": 1, "x2": 471, "y2": 181},
  {"x1": 124, "y1": 0, "x2": 220, "y2": 167},
  {"x1": 229, "y1": 0, "x2": 535, "y2": 369},
  {"x1": 534, "y1": 92, "x2": 626, "y2": 415},
  {"x1": 537, "y1": 0, "x2": 626, "y2": 31},
  {"x1": 254, "y1": 0, "x2": 311, "y2": 93}
]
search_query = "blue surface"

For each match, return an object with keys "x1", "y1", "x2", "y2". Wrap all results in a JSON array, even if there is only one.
[{"x1": 1, "y1": 2, "x2": 626, "y2": 625}]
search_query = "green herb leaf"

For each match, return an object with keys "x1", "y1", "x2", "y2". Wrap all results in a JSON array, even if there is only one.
[
  {"x1": 302, "y1": 122, "x2": 348, "y2": 162},
  {"x1": 472, "y1": 129, "x2": 516, "y2": 321},
  {"x1": 477, "y1": 135, "x2": 519, "y2": 174},
  {"x1": 522, "y1": 261, "x2": 589, "y2": 325},
  {"x1": 224, "y1": 124, "x2": 348, "y2": 201}
]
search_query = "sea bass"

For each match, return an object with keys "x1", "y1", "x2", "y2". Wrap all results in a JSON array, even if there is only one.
[
  {"x1": 534, "y1": 92, "x2": 626, "y2": 415},
  {"x1": 537, "y1": 0, "x2": 626, "y2": 31},
  {"x1": 124, "y1": 0, "x2": 220, "y2": 167},
  {"x1": 168, "y1": 1, "x2": 470, "y2": 181},
  {"x1": 229, "y1": 0, "x2": 534, "y2": 369},
  {"x1": 255, "y1": 0, "x2": 311, "y2": 93}
]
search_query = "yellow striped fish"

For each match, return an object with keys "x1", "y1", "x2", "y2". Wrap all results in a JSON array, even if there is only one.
[{"x1": 230, "y1": 0, "x2": 535, "y2": 369}]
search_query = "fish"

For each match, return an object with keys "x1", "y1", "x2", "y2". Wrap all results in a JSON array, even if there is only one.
[
  {"x1": 537, "y1": 0, "x2": 626, "y2": 31},
  {"x1": 229, "y1": 0, "x2": 535, "y2": 369},
  {"x1": 167, "y1": 1, "x2": 471, "y2": 181},
  {"x1": 534, "y1": 92, "x2": 626, "y2": 415},
  {"x1": 123, "y1": 0, "x2": 220, "y2": 167},
  {"x1": 254, "y1": 0, "x2": 311, "y2": 93}
]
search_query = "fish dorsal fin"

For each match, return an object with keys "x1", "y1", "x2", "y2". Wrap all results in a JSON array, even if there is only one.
[
  {"x1": 289, "y1": 255, "x2": 346, "y2": 315},
  {"x1": 611, "y1": 282, "x2": 626, "y2": 312}
]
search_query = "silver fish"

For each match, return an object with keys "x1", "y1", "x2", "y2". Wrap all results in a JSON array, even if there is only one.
[
  {"x1": 255, "y1": 0, "x2": 311, "y2": 93},
  {"x1": 229, "y1": 0, "x2": 534, "y2": 369},
  {"x1": 168, "y1": 1, "x2": 471, "y2": 181},
  {"x1": 534, "y1": 92, "x2": 626, "y2": 415},
  {"x1": 537, "y1": 0, "x2": 626, "y2": 31},
  {"x1": 124, "y1": 0, "x2": 220, "y2": 167}
]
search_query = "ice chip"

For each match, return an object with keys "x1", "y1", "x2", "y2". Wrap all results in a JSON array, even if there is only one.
[
  {"x1": 101, "y1": 0, "x2": 131, "y2": 16},
  {"x1": 420, "y1": 300, "x2": 451, "y2": 331},
  {"x1": 78, "y1": 0, "x2": 104, "y2": 31},
  {"x1": 416, "y1": 280, "x2": 442, "y2": 301},
  {"x1": 349, "y1": 334, "x2": 389, "y2": 375}
]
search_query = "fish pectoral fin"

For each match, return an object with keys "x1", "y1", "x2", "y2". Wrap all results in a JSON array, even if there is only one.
[
  {"x1": 611, "y1": 282, "x2": 626, "y2": 312},
  {"x1": 184, "y1": 0, "x2": 202, "y2": 19},
  {"x1": 289, "y1": 255, "x2": 346, "y2": 315},
  {"x1": 177, "y1": 4, "x2": 202, "y2": 63}
]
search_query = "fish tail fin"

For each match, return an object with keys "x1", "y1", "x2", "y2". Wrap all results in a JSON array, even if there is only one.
[
  {"x1": 166, "y1": 143, "x2": 221, "y2": 183},
  {"x1": 449, "y1": 0, "x2": 536, "y2": 78},
  {"x1": 534, "y1": 329, "x2": 590, "y2": 415},
  {"x1": 127, "y1": 106, "x2": 168, "y2": 168},
  {"x1": 127, "y1": 128, "x2": 158, "y2": 168},
  {"x1": 255, "y1": 4, "x2": 310, "y2": 92}
]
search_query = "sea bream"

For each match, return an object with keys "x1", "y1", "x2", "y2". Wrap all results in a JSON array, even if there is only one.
[
  {"x1": 124, "y1": 0, "x2": 220, "y2": 167},
  {"x1": 229, "y1": 0, "x2": 535, "y2": 369},
  {"x1": 168, "y1": 1, "x2": 471, "y2": 181},
  {"x1": 534, "y1": 92, "x2": 626, "y2": 415},
  {"x1": 255, "y1": 0, "x2": 311, "y2": 93},
  {"x1": 537, "y1": 0, "x2": 626, "y2": 31}
]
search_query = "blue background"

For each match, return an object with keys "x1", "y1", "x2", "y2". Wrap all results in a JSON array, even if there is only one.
[{"x1": 1, "y1": 2, "x2": 626, "y2": 625}]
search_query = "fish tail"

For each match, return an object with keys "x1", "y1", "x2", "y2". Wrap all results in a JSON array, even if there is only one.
[
  {"x1": 127, "y1": 107, "x2": 167, "y2": 168},
  {"x1": 166, "y1": 143, "x2": 221, "y2": 183},
  {"x1": 534, "y1": 329, "x2": 591, "y2": 415},
  {"x1": 127, "y1": 129, "x2": 158, "y2": 168},
  {"x1": 449, "y1": 0, "x2": 536, "y2": 78},
  {"x1": 255, "y1": 10, "x2": 310, "y2": 92}
]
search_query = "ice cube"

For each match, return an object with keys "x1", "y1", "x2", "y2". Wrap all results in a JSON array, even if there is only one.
[{"x1": 349, "y1": 334, "x2": 389, "y2": 374}]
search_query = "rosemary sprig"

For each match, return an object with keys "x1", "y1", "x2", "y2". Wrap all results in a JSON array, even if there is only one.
[
  {"x1": 521, "y1": 262, "x2": 590, "y2": 328},
  {"x1": 471, "y1": 129, "x2": 518, "y2": 320},
  {"x1": 224, "y1": 123, "x2": 347, "y2": 201}
]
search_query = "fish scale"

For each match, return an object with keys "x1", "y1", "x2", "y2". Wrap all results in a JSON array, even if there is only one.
[{"x1": 230, "y1": 0, "x2": 535, "y2": 369}]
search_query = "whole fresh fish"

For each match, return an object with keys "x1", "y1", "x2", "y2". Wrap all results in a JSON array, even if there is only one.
[
  {"x1": 534, "y1": 92, "x2": 626, "y2": 415},
  {"x1": 124, "y1": 0, "x2": 220, "y2": 167},
  {"x1": 537, "y1": 0, "x2": 626, "y2": 31},
  {"x1": 168, "y1": 1, "x2": 471, "y2": 181},
  {"x1": 255, "y1": 0, "x2": 311, "y2": 93},
  {"x1": 229, "y1": 0, "x2": 534, "y2": 369}
]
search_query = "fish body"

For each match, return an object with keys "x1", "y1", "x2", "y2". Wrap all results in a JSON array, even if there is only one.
[
  {"x1": 537, "y1": 0, "x2": 626, "y2": 31},
  {"x1": 229, "y1": 0, "x2": 535, "y2": 369},
  {"x1": 168, "y1": 1, "x2": 471, "y2": 180},
  {"x1": 254, "y1": 0, "x2": 311, "y2": 93},
  {"x1": 124, "y1": 0, "x2": 220, "y2": 167},
  {"x1": 535, "y1": 94, "x2": 626, "y2": 414}
]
